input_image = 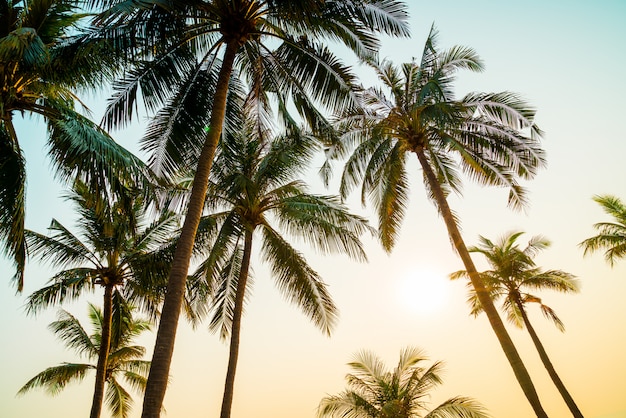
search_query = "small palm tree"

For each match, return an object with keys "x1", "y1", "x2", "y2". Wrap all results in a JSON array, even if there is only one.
[
  {"x1": 18, "y1": 302, "x2": 153, "y2": 418},
  {"x1": 451, "y1": 232, "x2": 582, "y2": 417},
  {"x1": 318, "y1": 346, "x2": 490, "y2": 418},
  {"x1": 188, "y1": 124, "x2": 372, "y2": 418},
  {"x1": 24, "y1": 181, "x2": 178, "y2": 418},
  {"x1": 93, "y1": 2, "x2": 410, "y2": 413},
  {"x1": 330, "y1": 25, "x2": 548, "y2": 416},
  {"x1": 580, "y1": 194, "x2": 626, "y2": 266},
  {"x1": 0, "y1": 0, "x2": 147, "y2": 290}
]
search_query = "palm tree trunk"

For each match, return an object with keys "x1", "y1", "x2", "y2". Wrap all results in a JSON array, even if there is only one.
[
  {"x1": 141, "y1": 40, "x2": 240, "y2": 418},
  {"x1": 220, "y1": 229, "x2": 254, "y2": 418},
  {"x1": 90, "y1": 284, "x2": 114, "y2": 418},
  {"x1": 515, "y1": 299, "x2": 584, "y2": 417},
  {"x1": 414, "y1": 149, "x2": 547, "y2": 417}
]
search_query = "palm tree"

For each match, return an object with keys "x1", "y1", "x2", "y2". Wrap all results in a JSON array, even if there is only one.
[
  {"x1": 186, "y1": 123, "x2": 372, "y2": 418},
  {"x1": 92, "y1": 2, "x2": 411, "y2": 414},
  {"x1": 331, "y1": 26, "x2": 548, "y2": 416},
  {"x1": 580, "y1": 195, "x2": 626, "y2": 266},
  {"x1": 0, "y1": 0, "x2": 149, "y2": 290},
  {"x1": 24, "y1": 180, "x2": 178, "y2": 418},
  {"x1": 18, "y1": 302, "x2": 153, "y2": 418},
  {"x1": 318, "y1": 346, "x2": 490, "y2": 418},
  {"x1": 451, "y1": 232, "x2": 583, "y2": 417}
]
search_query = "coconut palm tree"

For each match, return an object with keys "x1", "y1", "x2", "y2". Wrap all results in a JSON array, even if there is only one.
[
  {"x1": 0, "y1": 0, "x2": 149, "y2": 290},
  {"x1": 318, "y1": 346, "x2": 490, "y2": 418},
  {"x1": 580, "y1": 195, "x2": 626, "y2": 266},
  {"x1": 451, "y1": 232, "x2": 583, "y2": 417},
  {"x1": 186, "y1": 123, "x2": 372, "y2": 418},
  {"x1": 92, "y1": 2, "x2": 411, "y2": 414},
  {"x1": 331, "y1": 26, "x2": 548, "y2": 416},
  {"x1": 24, "y1": 180, "x2": 178, "y2": 418},
  {"x1": 18, "y1": 302, "x2": 153, "y2": 418}
]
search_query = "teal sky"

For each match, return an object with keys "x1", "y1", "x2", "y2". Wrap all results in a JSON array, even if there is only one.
[{"x1": 2, "y1": 1, "x2": 626, "y2": 417}]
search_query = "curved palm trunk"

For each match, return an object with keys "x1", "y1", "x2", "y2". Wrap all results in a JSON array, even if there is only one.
[
  {"x1": 414, "y1": 150, "x2": 547, "y2": 417},
  {"x1": 515, "y1": 299, "x2": 584, "y2": 417},
  {"x1": 90, "y1": 284, "x2": 114, "y2": 418},
  {"x1": 220, "y1": 229, "x2": 254, "y2": 418},
  {"x1": 141, "y1": 40, "x2": 240, "y2": 418}
]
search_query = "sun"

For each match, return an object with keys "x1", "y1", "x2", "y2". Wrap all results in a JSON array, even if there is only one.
[{"x1": 395, "y1": 269, "x2": 451, "y2": 315}]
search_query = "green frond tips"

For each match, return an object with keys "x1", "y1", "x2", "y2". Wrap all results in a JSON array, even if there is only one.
[{"x1": 580, "y1": 194, "x2": 626, "y2": 266}]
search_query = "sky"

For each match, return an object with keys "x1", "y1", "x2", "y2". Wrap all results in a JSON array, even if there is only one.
[{"x1": 2, "y1": 1, "x2": 626, "y2": 417}]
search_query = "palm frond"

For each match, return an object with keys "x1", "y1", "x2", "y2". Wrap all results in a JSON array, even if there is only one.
[
  {"x1": 47, "y1": 308, "x2": 99, "y2": 358},
  {"x1": 206, "y1": 245, "x2": 248, "y2": 340},
  {"x1": 106, "y1": 376, "x2": 133, "y2": 418},
  {"x1": 261, "y1": 225, "x2": 338, "y2": 335},
  {"x1": 275, "y1": 193, "x2": 372, "y2": 260},
  {"x1": 424, "y1": 396, "x2": 491, "y2": 418},
  {"x1": 17, "y1": 363, "x2": 92, "y2": 396},
  {"x1": 0, "y1": 123, "x2": 26, "y2": 290},
  {"x1": 25, "y1": 268, "x2": 97, "y2": 314},
  {"x1": 580, "y1": 195, "x2": 626, "y2": 265}
]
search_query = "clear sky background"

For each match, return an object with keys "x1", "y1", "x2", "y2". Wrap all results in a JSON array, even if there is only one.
[{"x1": 2, "y1": 1, "x2": 626, "y2": 417}]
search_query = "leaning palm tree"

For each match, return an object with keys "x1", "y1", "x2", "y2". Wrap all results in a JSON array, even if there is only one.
[
  {"x1": 24, "y1": 180, "x2": 178, "y2": 418},
  {"x1": 0, "y1": 0, "x2": 148, "y2": 290},
  {"x1": 18, "y1": 302, "x2": 153, "y2": 418},
  {"x1": 92, "y1": 2, "x2": 411, "y2": 414},
  {"x1": 331, "y1": 26, "x2": 548, "y2": 416},
  {"x1": 186, "y1": 123, "x2": 372, "y2": 418},
  {"x1": 451, "y1": 232, "x2": 583, "y2": 417},
  {"x1": 580, "y1": 195, "x2": 626, "y2": 266},
  {"x1": 318, "y1": 346, "x2": 490, "y2": 418}
]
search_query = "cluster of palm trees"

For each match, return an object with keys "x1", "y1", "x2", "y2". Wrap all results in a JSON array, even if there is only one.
[{"x1": 3, "y1": 0, "x2": 626, "y2": 417}]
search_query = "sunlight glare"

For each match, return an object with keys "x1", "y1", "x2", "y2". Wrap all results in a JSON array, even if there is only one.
[{"x1": 396, "y1": 269, "x2": 450, "y2": 315}]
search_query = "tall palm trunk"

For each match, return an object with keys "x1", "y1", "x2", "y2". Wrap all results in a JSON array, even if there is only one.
[
  {"x1": 220, "y1": 229, "x2": 254, "y2": 418},
  {"x1": 514, "y1": 298, "x2": 584, "y2": 417},
  {"x1": 414, "y1": 149, "x2": 548, "y2": 417},
  {"x1": 90, "y1": 284, "x2": 114, "y2": 418},
  {"x1": 141, "y1": 40, "x2": 240, "y2": 418}
]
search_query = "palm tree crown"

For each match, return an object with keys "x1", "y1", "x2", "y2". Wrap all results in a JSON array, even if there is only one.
[
  {"x1": 18, "y1": 303, "x2": 153, "y2": 418},
  {"x1": 99, "y1": 0, "x2": 411, "y2": 180},
  {"x1": 451, "y1": 231, "x2": 579, "y2": 331},
  {"x1": 0, "y1": 0, "x2": 149, "y2": 290},
  {"x1": 24, "y1": 181, "x2": 178, "y2": 317},
  {"x1": 193, "y1": 123, "x2": 372, "y2": 334},
  {"x1": 318, "y1": 346, "x2": 491, "y2": 418},
  {"x1": 580, "y1": 194, "x2": 626, "y2": 266},
  {"x1": 331, "y1": 25, "x2": 544, "y2": 251}
]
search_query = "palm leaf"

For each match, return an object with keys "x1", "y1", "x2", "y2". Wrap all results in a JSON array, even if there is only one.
[
  {"x1": 260, "y1": 225, "x2": 338, "y2": 335},
  {"x1": 17, "y1": 363, "x2": 92, "y2": 396},
  {"x1": 0, "y1": 122, "x2": 26, "y2": 289}
]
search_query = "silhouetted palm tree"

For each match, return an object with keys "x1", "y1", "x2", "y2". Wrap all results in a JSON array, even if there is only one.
[
  {"x1": 18, "y1": 302, "x2": 153, "y2": 418},
  {"x1": 451, "y1": 232, "x2": 582, "y2": 417},
  {"x1": 580, "y1": 194, "x2": 626, "y2": 266},
  {"x1": 187, "y1": 123, "x2": 372, "y2": 418},
  {"x1": 318, "y1": 346, "x2": 490, "y2": 418},
  {"x1": 24, "y1": 181, "x2": 178, "y2": 418},
  {"x1": 331, "y1": 25, "x2": 548, "y2": 416}
]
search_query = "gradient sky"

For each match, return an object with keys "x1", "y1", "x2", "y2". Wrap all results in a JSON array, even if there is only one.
[{"x1": 2, "y1": 1, "x2": 626, "y2": 417}]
